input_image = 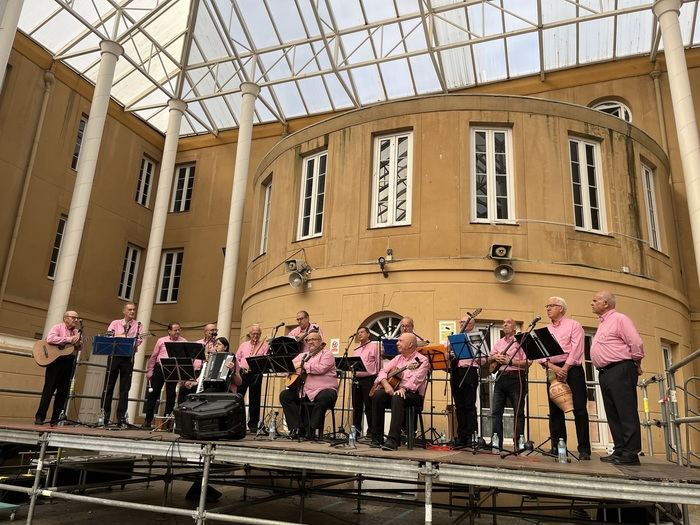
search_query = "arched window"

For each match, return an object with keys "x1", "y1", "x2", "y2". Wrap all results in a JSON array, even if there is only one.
[{"x1": 592, "y1": 100, "x2": 632, "y2": 123}]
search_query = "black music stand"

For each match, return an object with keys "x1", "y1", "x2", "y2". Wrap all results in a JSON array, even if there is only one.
[
  {"x1": 268, "y1": 336, "x2": 299, "y2": 357},
  {"x1": 381, "y1": 338, "x2": 399, "y2": 359},
  {"x1": 247, "y1": 354, "x2": 296, "y2": 438},
  {"x1": 332, "y1": 356, "x2": 367, "y2": 444},
  {"x1": 93, "y1": 336, "x2": 137, "y2": 427}
]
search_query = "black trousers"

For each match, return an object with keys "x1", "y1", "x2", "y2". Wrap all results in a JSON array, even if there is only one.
[
  {"x1": 491, "y1": 372, "x2": 527, "y2": 444},
  {"x1": 238, "y1": 372, "x2": 263, "y2": 430},
  {"x1": 279, "y1": 388, "x2": 337, "y2": 434},
  {"x1": 598, "y1": 360, "x2": 641, "y2": 459},
  {"x1": 35, "y1": 355, "x2": 76, "y2": 423},
  {"x1": 450, "y1": 366, "x2": 480, "y2": 440},
  {"x1": 101, "y1": 355, "x2": 133, "y2": 422},
  {"x1": 352, "y1": 375, "x2": 376, "y2": 435},
  {"x1": 371, "y1": 388, "x2": 423, "y2": 443},
  {"x1": 144, "y1": 366, "x2": 176, "y2": 423},
  {"x1": 548, "y1": 365, "x2": 591, "y2": 454}
]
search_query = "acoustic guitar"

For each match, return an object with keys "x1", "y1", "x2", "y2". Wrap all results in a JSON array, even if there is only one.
[
  {"x1": 368, "y1": 361, "x2": 420, "y2": 398},
  {"x1": 32, "y1": 340, "x2": 77, "y2": 367}
]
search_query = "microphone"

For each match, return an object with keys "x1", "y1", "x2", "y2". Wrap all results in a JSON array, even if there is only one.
[
  {"x1": 348, "y1": 332, "x2": 356, "y2": 339},
  {"x1": 481, "y1": 322, "x2": 495, "y2": 332},
  {"x1": 414, "y1": 356, "x2": 421, "y2": 365},
  {"x1": 275, "y1": 321, "x2": 285, "y2": 328},
  {"x1": 530, "y1": 315, "x2": 541, "y2": 326}
]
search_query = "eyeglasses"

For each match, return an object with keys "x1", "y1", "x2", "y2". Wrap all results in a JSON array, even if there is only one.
[
  {"x1": 544, "y1": 304, "x2": 562, "y2": 309},
  {"x1": 65, "y1": 315, "x2": 79, "y2": 319},
  {"x1": 296, "y1": 317, "x2": 306, "y2": 322}
]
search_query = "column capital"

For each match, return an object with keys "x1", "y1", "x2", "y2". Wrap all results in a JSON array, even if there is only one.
[
  {"x1": 168, "y1": 99, "x2": 187, "y2": 113},
  {"x1": 240, "y1": 82, "x2": 261, "y2": 98},
  {"x1": 653, "y1": 0, "x2": 681, "y2": 18},
  {"x1": 100, "y1": 40, "x2": 124, "y2": 58}
]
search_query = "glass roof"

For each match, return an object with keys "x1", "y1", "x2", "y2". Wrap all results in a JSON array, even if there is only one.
[{"x1": 17, "y1": 0, "x2": 700, "y2": 136}]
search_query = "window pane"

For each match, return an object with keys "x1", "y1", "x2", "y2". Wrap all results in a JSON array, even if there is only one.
[
  {"x1": 372, "y1": 133, "x2": 412, "y2": 228},
  {"x1": 376, "y1": 139, "x2": 391, "y2": 224}
]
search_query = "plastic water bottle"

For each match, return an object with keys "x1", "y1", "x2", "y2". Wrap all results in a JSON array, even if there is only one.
[
  {"x1": 438, "y1": 432, "x2": 447, "y2": 445},
  {"x1": 557, "y1": 438, "x2": 567, "y2": 463},
  {"x1": 97, "y1": 410, "x2": 104, "y2": 427},
  {"x1": 348, "y1": 425, "x2": 357, "y2": 447},
  {"x1": 518, "y1": 434, "x2": 525, "y2": 450},
  {"x1": 472, "y1": 431, "x2": 478, "y2": 445},
  {"x1": 492, "y1": 433, "x2": 500, "y2": 454},
  {"x1": 268, "y1": 412, "x2": 277, "y2": 440}
]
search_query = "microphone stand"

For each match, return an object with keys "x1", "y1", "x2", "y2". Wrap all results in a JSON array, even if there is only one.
[{"x1": 334, "y1": 334, "x2": 356, "y2": 439}]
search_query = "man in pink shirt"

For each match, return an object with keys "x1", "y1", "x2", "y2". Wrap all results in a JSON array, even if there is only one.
[
  {"x1": 236, "y1": 323, "x2": 269, "y2": 431},
  {"x1": 35, "y1": 311, "x2": 82, "y2": 425},
  {"x1": 371, "y1": 332, "x2": 429, "y2": 451},
  {"x1": 279, "y1": 331, "x2": 337, "y2": 440},
  {"x1": 197, "y1": 323, "x2": 218, "y2": 357},
  {"x1": 449, "y1": 315, "x2": 479, "y2": 446},
  {"x1": 101, "y1": 302, "x2": 142, "y2": 426},
  {"x1": 143, "y1": 322, "x2": 187, "y2": 429},
  {"x1": 542, "y1": 296, "x2": 591, "y2": 460},
  {"x1": 351, "y1": 326, "x2": 381, "y2": 436},
  {"x1": 591, "y1": 291, "x2": 644, "y2": 465},
  {"x1": 488, "y1": 318, "x2": 528, "y2": 449},
  {"x1": 178, "y1": 323, "x2": 217, "y2": 403},
  {"x1": 288, "y1": 310, "x2": 322, "y2": 354}
]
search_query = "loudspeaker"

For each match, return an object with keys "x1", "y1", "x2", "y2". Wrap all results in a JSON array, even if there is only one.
[
  {"x1": 174, "y1": 393, "x2": 246, "y2": 440},
  {"x1": 284, "y1": 259, "x2": 298, "y2": 272},
  {"x1": 494, "y1": 263, "x2": 515, "y2": 283},
  {"x1": 489, "y1": 244, "x2": 512, "y2": 260}
]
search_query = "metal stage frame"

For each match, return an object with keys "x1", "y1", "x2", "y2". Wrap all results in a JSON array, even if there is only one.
[{"x1": 0, "y1": 425, "x2": 697, "y2": 525}]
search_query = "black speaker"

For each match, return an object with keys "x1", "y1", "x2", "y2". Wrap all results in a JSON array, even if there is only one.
[{"x1": 174, "y1": 393, "x2": 246, "y2": 440}]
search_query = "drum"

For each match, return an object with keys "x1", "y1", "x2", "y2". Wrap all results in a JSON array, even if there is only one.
[
  {"x1": 548, "y1": 378, "x2": 574, "y2": 413},
  {"x1": 268, "y1": 336, "x2": 298, "y2": 356},
  {"x1": 153, "y1": 415, "x2": 174, "y2": 432}
]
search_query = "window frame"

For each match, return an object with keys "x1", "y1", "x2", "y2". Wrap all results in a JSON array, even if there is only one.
[
  {"x1": 47, "y1": 215, "x2": 67, "y2": 280},
  {"x1": 569, "y1": 137, "x2": 607, "y2": 234},
  {"x1": 170, "y1": 163, "x2": 195, "y2": 213},
  {"x1": 641, "y1": 163, "x2": 661, "y2": 251},
  {"x1": 592, "y1": 100, "x2": 632, "y2": 123},
  {"x1": 71, "y1": 115, "x2": 88, "y2": 170},
  {"x1": 135, "y1": 156, "x2": 156, "y2": 208},
  {"x1": 370, "y1": 132, "x2": 413, "y2": 229},
  {"x1": 157, "y1": 249, "x2": 184, "y2": 304},
  {"x1": 471, "y1": 127, "x2": 516, "y2": 224},
  {"x1": 118, "y1": 244, "x2": 141, "y2": 301},
  {"x1": 259, "y1": 181, "x2": 272, "y2": 255},
  {"x1": 296, "y1": 151, "x2": 327, "y2": 240}
]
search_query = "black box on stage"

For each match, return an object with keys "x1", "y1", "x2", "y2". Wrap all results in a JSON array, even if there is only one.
[{"x1": 174, "y1": 392, "x2": 246, "y2": 440}]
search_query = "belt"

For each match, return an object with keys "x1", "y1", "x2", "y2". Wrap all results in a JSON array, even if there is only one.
[{"x1": 597, "y1": 359, "x2": 632, "y2": 372}]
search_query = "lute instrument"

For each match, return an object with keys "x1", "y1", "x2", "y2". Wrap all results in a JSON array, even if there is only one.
[{"x1": 369, "y1": 359, "x2": 420, "y2": 398}]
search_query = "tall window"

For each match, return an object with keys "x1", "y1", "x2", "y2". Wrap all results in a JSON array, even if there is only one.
[
  {"x1": 569, "y1": 138, "x2": 605, "y2": 233},
  {"x1": 642, "y1": 163, "x2": 661, "y2": 251},
  {"x1": 170, "y1": 164, "x2": 195, "y2": 212},
  {"x1": 135, "y1": 156, "x2": 155, "y2": 207},
  {"x1": 472, "y1": 128, "x2": 514, "y2": 223},
  {"x1": 297, "y1": 152, "x2": 326, "y2": 239},
  {"x1": 48, "y1": 215, "x2": 67, "y2": 279},
  {"x1": 371, "y1": 132, "x2": 412, "y2": 228},
  {"x1": 71, "y1": 115, "x2": 88, "y2": 170},
  {"x1": 157, "y1": 250, "x2": 183, "y2": 303},
  {"x1": 259, "y1": 182, "x2": 272, "y2": 255},
  {"x1": 118, "y1": 244, "x2": 141, "y2": 301}
]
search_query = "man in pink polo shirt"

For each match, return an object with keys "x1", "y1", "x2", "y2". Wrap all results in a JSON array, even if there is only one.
[
  {"x1": 371, "y1": 332, "x2": 430, "y2": 451},
  {"x1": 279, "y1": 331, "x2": 337, "y2": 440},
  {"x1": 288, "y1": 310, "x2": 322, "y2": 354},
  {"x1": 351, "y1": 326, "x2": 381, "y2": 437},
  {"x1": 449, "y1": 315, "x2": 479, "y2": 446},
  {"x1": 541, "y1": 296, "x2": 591, "y2": 460},
  {"x1": 236, "y1": 323, "x2": 269, "y2": 431},
  {"x1": 591, "y1": 290, "x2": 644, "y2": 465}
]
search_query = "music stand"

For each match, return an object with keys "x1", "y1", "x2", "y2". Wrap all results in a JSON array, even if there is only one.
[
  {"x1": 447, "y1": 333, "x2": 473, "y2": 361},
  {"x1": 164, "y1": 341, "x2": 205, "y2": 361},
  {"x1": 381, "y1": 338, "x2": 399, "y2": 359},
  {"x1": 93, "y1": 336, "x2": 137, "y2": 427},
  {"x1": 331, "y1": 356, "x2": 367, "y2": 444},
  {"x1": 268, "y1": 336, "x2": 299, "y2": 357},
  {"x1": 247, "y1": 354, "x2": 296, "y2": 438}
]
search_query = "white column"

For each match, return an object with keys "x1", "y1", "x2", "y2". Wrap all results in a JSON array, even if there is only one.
[
  {"x1": 43, "y1": 40, "x2": 123, "y2": 334},
  {"x1": 654, "y1": 0, "x2": 700, "y2": 287},
  {"x1": 0, "y1": 0, "x2": 24, "y2": 90},
  {"x1": 216, "y1": 82, "x2": 260, "y2": 340},
  {"x1": 127, "y1": 99, "x2": 186, "y2": 421}
]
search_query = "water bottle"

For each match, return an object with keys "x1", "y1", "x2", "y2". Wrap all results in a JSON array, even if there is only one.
[
  {"x1": 348, "y1": 425, "x2": 357, "y2": 447},
  {"x1": 472, "y1": 430, "x2": 478, "y2": 446},
  {"x1": 557, "y1": 438, "x2": 567, "y2": 464},
  {"x1": 518, "y1": 434, "x2": 525, "y2": 450},
  {"x1": 268, "y1": 412, "x2": 277, "y2": 440},
  {"x1": 438, "y1": 432, "x2": 447, "y2": 445},
  {"x1": 492, "y1": 433, "x2": 500, "y2": 454},
  {"x1": 97, "y1": 410, "x2": 104, "y2": 427}
]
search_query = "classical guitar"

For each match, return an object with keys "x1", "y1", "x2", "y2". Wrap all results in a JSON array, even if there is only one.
[
  {"x1": 285, "y1": 343, "x2": 325, "y2": 389},
  {"x1": 368, "y1": 361, "x2": 420, "y2": 398},
  {"x1": 32, "y1": 340, "x2": 77, "y2": 367}
]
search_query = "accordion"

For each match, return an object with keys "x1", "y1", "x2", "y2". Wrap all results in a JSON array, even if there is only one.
[{"x1": 200, "y1": 352, "x2": 234, "y2": 392}]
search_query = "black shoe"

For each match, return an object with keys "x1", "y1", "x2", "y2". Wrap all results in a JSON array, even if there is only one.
[
  {"x1": 600, "y1": 453, "x2": 620, "y2": 463},
  {"x1": 453, "y1": 438, "x2": 472, "y2": 447},
  {"x1": 381, "y1": 438, "x2": 398, "y2": 451},
  {"x1": 579, "y1": 452, "x2": 591, "y2": 461},
  {"x1": 34, "y1": 418, "x2": 45, "y2": 425},
  {"x1": 142, "y1": 421, "x2": 153, "y2": 430},
  {"x1": 612, "y1": 455, "x2": 640, "y2": 466}
]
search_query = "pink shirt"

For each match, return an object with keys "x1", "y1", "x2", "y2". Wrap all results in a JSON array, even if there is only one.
[
  {"x1": 376, "y1": 351, "x2": 430, "y2": 396},
  {"x1": 147, "y1": 335, "x2": 187, "y2": 378},
  {"x1": 544, "y1": 317, "x2": 585, "y2": 366},
  {"x1": 288, "y1": 323, "x2": 323, "y2": 354},
  {"x1": 236, "y1": 339, "x2": 269, "y2": 371},
  {"x1": 591, "y1": 309, "x2": 644, "y2": 369},
  {"x1": 46, "y1": 323, "x2": 81, "y2": 349},
  {"x1": 353, "y1": 341, "x2": 381, "y2": 377},
  {"x1": 490, "y1": 335, "x2": 526, "y2": 372},
  {"x1": 107, "y1": 318, "x2": 143, "y2": 349},
  {"x1": 293, "y1": 348, "x2": 337, "y2": 402}
]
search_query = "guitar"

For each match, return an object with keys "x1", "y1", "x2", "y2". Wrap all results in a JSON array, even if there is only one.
[
  {"x1": 368, "y1": 361, "x2": 420, "y2": 398},
  {"x1": 285, "y1": 343, "x2": 325, "y2": 389},
  {"x1": 32, "y1": 340, "x2": 77, "y2": 367}
]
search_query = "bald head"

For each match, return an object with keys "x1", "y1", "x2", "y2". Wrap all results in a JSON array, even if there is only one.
[
  {"x1": 591, "y1": 290, "x2": 616, "y2": 316},
  {"x1": 397, "y1": 332, "x2": 417, "y2": 356}
]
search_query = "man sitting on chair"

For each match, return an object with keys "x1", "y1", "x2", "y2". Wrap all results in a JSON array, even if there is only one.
[
  {"x1": 371, "y1": 332, "x2": 430, "y2": 451},
  {"x1": 279, "y1": 332, "x2": 337, "y2": 440}
]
